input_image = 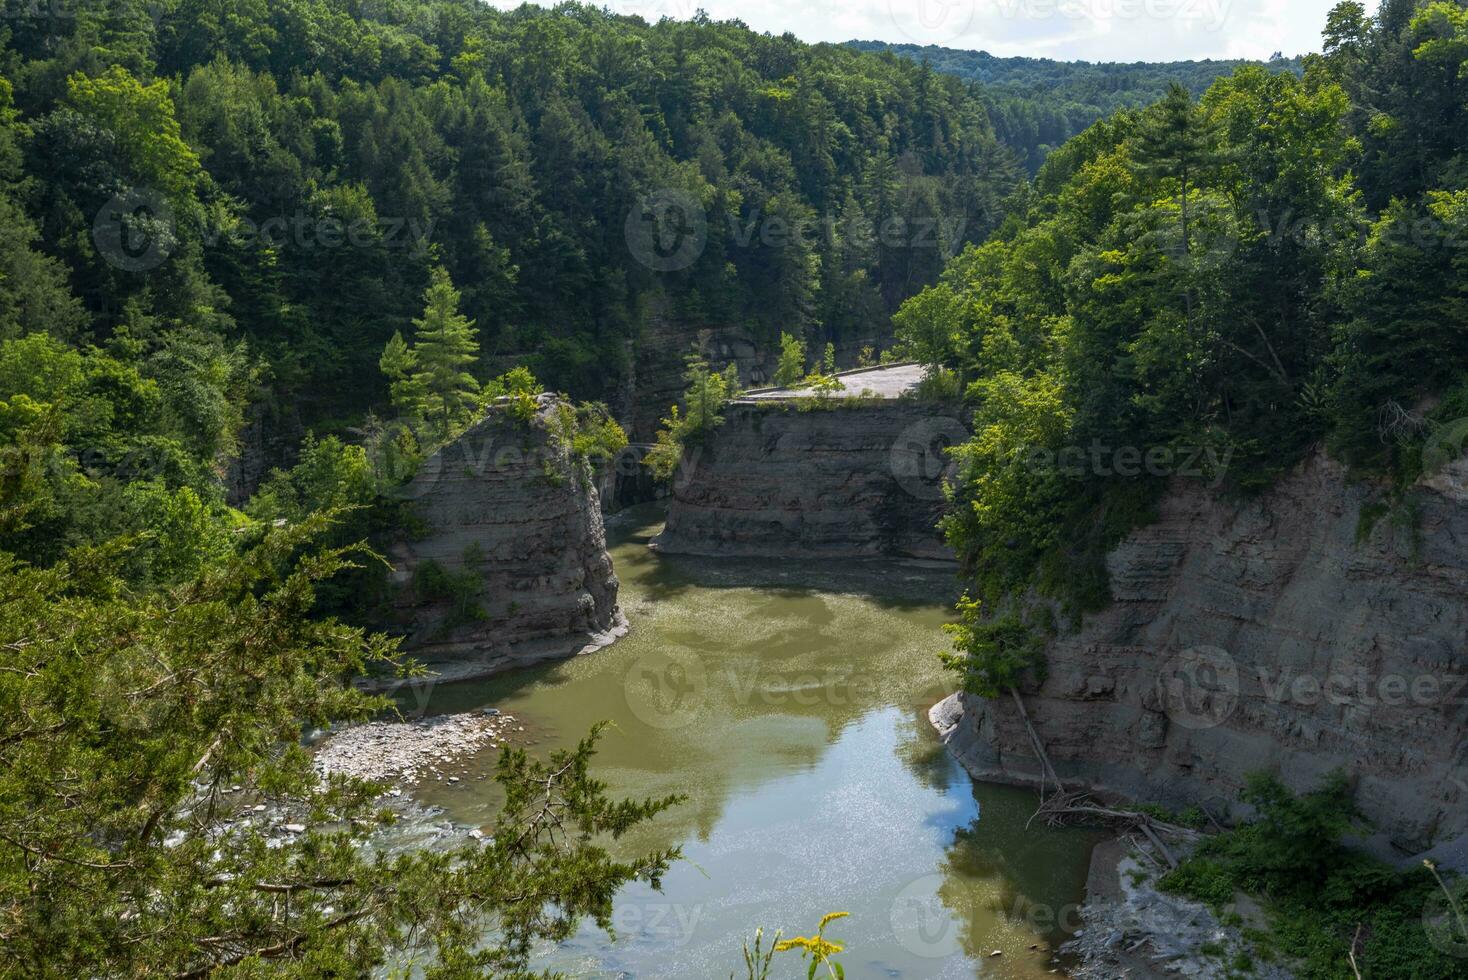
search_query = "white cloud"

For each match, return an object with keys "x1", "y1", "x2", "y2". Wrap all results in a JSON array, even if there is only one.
[{"x1": 486, "y1": 0, "x2": 1380, "y2": 63}]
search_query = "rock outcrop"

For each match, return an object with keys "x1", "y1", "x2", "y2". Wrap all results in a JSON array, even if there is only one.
[
  {"x1": 388, "y1": 396, "x2": 626, "y2": 681},
  {"x1": 931, "y1": 451, "x2": 1468, "y2": 859},
  {"x1": 650, "y1": 370, "x2": 967, "y2": 562}
]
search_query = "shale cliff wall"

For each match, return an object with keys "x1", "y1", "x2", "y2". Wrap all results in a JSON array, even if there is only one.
[
  {"x1": 388, "y1": 396, "x2": 626, "y2": 680},
  {"x1": 650, "y1": 393, "x2": 966, "y2": 562},
  {"x1": 931, "y1": 452, "x2": 1468, "y2": 859}
]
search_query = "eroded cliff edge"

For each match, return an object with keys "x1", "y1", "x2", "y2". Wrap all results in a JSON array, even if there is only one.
[
  {"x1": 651, "y1": 366, "x2": 966, "y2": 562},
  {"x1": 650, "y1": 400, "x2": 965, "y2": 561},
  {"x1": 931, "y1": 452, "x2": 1468, "y2": 860},
  {"x1": 387, "y1": 396, "x2": 626, "y2": 681}
]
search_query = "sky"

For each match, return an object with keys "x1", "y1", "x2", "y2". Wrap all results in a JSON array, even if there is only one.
[{"x1": 487, "y1": 0, "x2": 1380, "y2": 63}]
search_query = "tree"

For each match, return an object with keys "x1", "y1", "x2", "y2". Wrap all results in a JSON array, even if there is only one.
[
  {"x1": 773, "y1": 332, "x2": 807, "y2": 387},
  {"x1": 62, "y1": 65, "x2": 202, "y2": 206},
  {"x1": 0, "y1": 520, "x2": 682, "y2": 976},
  {"x1": 381, "y1": 267, "x2": 481, "y2": 444},
  {"x1": 892, "y1": 281, "x2": 962, "y2": 372},
  {"x1": 643, "y1": 355, "x2": 741, "y2": 480},
  {"x1": 681, "y1": 354, "x2": 740, "y2": 437},
  {"x1": 1131, "y1": 82, "x2": 1223, "y2": 296}
]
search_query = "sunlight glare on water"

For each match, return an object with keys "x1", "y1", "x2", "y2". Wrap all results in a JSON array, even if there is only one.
[{"x1": 414, "y1": 507, "x2": 1100, "y2": 978}]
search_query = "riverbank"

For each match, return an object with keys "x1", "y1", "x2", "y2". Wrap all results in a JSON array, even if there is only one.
[
  {"x1": 311, "y1": 708, "x2": 525, "y2": 789},
  {"x1": 1065, "y1": 837, "x2": 1293, "y2": 980}
]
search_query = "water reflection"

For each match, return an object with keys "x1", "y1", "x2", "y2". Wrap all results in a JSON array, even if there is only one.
[{"x1": 408, "y1": 506, "x2": 1098, "y2": 977}]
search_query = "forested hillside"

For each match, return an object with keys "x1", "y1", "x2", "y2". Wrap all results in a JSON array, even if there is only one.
[
  {"x1": 1, "y1": 0, "x2": 1019, "y2": 440},
  {"x1": 913, "y1": 0, "x2": 1468, "y2": 662},
  {"x1": 851, "y1": 39, "x2": 1304, "y2": 171},
  {"x1": 0, "y1": 0, "x2": 1034, "y2": 569}
]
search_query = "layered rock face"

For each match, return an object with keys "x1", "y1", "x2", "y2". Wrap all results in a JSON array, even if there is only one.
[
  {"x1": 388, "y1": 396, "x2": 626, "y2": 681},
  {"x1": 932, "y1": 452, "x2": 1468, "y2": 857},
  {"x1": 651, "y1": 383, "x2": 966, "y2": 562}
]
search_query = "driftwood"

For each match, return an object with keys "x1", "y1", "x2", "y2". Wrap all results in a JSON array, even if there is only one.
[
  {"x1": 1007, "y1": 687, "x2": 1201, "y2": 868},
  {"x1": 1009, "y1": 688, "x2": 1064, "y2": 800},
  {"x1": 1138, "y1": 819, "x2": 1180, "y2": 869},
  {"x1": 1026, "y1": 791, "x2": 1203, "y2": 869}
]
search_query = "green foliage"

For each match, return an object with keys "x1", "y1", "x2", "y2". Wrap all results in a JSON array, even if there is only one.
[
  {"x1": 381, "y1": 267, "x2": 481, "y2": 446},
  {"x1": 3, "y1": 1, "x2": 1025, "y2": 433},
  {"x1": 774, "y1": 332, "x2": 808, "y2": 388},
  {"x1": 940, "y1": 594, "x2": 1049, "y2": 697},
  {"x1": 898, "y1": 1, "x2": 1467, "y2": 666},
  {"x1": 0, "y1": 518, "x2": 683, "y2": 976},
  {"x1": 481, "y1": 365, "x2": 545, "y2": 426},
  {"x1": 644, "y1": 355, "x2": 741, "y2": 481},
  {"x1": 772, "y1": 911, "x2": 849, "y2": 980},
  {"x1": 555, "y1": 400, "x2": 629, "y2": 468},
  {"x1": 737, "y1": 913, "x2": 851, "y2": 980},
  {"x1": 412, "y1": 550, "x2": 486, "y2": 625},
  {"x1": 850, "y1": 40, "x2": 1304, "y2": 173},
  {"x1": 63, "y1": 65, "x2": 202, "y2": 205},
  {"x1": 1160, "y1": 772, "x2": 1464, "y2": 979},
  {"x1": 943, "y1": 370, "x2": 1076, "y2": 596},
  {"x1": 248, "y1": 434, "x2": 375, "y2": 525}
]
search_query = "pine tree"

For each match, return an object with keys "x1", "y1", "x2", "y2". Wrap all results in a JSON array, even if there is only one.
[
  {"x1": 1133, "y1": 83, "x2": 1222, "y2": 261},
  {"x1": 382, "y1": 268, "x2": 481, "y2": 444},
  {"x1": 1132, "y1": 83, "x2": 1223, "y2": 325}
]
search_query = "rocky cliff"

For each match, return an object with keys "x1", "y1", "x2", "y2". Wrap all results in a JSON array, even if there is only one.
[
  {"x1": 387, "y1": 396, "x2": 626, "y2": 681},
  {"x1": 651, "y1": 377, "x2": 967, "y2": 561},
  {"x1": 931, "y1": 452, "x2": 1468, "y2": 860}
]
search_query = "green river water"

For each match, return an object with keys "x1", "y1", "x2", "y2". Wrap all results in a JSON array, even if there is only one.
[{"x1": 411, "y1": 507, "x2": 1101, "y2": 978}]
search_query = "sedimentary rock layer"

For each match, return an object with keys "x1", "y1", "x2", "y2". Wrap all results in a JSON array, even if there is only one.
[
  {"x1": 650, "y1": 397, "x2": 966, "y2": 562},
  {"x1": 388, "y1": 396, "x2": 626, "y2": 680},
  {"x1": 932, "y1": 452, "x2": 1468, "y2": 858}
]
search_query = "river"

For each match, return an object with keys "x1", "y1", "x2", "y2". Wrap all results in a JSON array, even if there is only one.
[{"x1": 411, "y1": 506, "x2": 1100, "y2": 978}]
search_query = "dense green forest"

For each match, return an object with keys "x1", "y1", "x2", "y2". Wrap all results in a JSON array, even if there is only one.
[
  {"x1": 0, "y1": 1, "x2": 1020, "y2": 973},
  {"x1": 914, "y1": 7, "x2": 1468, "y2": 974},
  {"x1": 0, "y1": 0, "x2": 1034, "y2": 565},
  {"x1": 1, "y1": 0, "x2": 1465, "y2": 972},
  {"x1": 3, "y1": 0, "x2": 1021, "y2": 432},
  {"x1": 920, "y1": 0, "x2": 1468, "y2": 745},
  {"x1": 850, "y1": 39, "x2": 1305, "y2": 172}
]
